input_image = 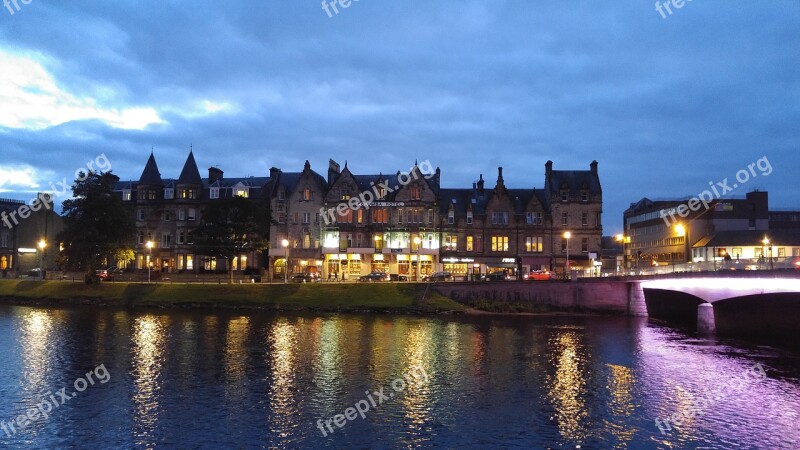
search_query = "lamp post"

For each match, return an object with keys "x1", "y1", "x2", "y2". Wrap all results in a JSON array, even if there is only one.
[
  {"x1": 413, "y1": 236, "x2": 422, "y2": 282},
  {"x1": 762, "y1": 237, "x2": 771, "y2": 270},
  {"x1": 674, "y1": 224, "x2": 687, "y2": 272},
  {"x1": 563, "y1": 231, "x2": 571, "y2": 278},
  {"x1": 37, "y1": 239, "x2": 46, "y2": 281},
  {"x1": 145, "y1": 241, "x2": 154, "y2": 283},
  {"x1": 282, "y1": 239, "x2": 289, "y2": 283}
]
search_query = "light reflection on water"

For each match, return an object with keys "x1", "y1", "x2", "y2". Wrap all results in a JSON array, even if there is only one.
[{"x1": 0, "y1": 306, "x2": 797, "y2": 449}]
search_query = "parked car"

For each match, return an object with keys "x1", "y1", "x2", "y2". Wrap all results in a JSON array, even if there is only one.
[
  {"x1": 524, "y1": 270, "x2": 552, "y2": 281},
  {"x1": 484, "y1": 271, "x2": 510, "y2": 281},
  {"x1": 25, "y1": 268, "x2": 42, "y2": 278},
  {"x1": 95, "y1": 266, "x2": 118, "y2": 281},
  {"x1": 389, "y1": 274, "x2": 409, "y2": 282},
  {"x1": 423, "y1": 271, "x2": 452, "y2": 282},
  {"x1": 291, "y1": 272, "x2": 319, "y2": 283},
  {"x1": 359, "y1": 271, "x2": 390, "y2": 282}
]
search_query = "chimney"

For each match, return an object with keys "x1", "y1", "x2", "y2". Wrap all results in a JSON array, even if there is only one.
[
  {"x1": 304, "y1": 160, "x2": 311, "y2": 172},
  {"x1": 590, "y1": 160, "x2": 598, "y2": 175},
  {"x1": 477, "y1": 174, "x2": 485, "y2": 196},
  {"x1": 269, "y1": 167, "x2": 280, "y2": 180},
  {"x1": 328, "y1": 159, "x2": 341, "y2": 185},
  {"x1": 208, "y1": 167, "x2": 223, "y2": 183},
  {"x1": 496, "y1": 167, "x2": 505, "y2": 189},
  {"x1": 545, "y1": 160, "x2": 553, "y2": 177}
]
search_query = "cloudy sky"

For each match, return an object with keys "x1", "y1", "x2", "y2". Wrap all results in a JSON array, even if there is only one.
[{"x1": 0, "y1": 0, "x2": 797, "y2": 230}]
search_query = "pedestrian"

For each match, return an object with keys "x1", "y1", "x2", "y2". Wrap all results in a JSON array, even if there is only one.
[
  {"x1": 341, "y1": 271, "x2": 346, "y2": 282},
  {"x1": 333, "y1": 272, "x2": 338, "y2": 281},
  {"x1": 328, "y1": 271, "x2": 333, "y2": 282}
]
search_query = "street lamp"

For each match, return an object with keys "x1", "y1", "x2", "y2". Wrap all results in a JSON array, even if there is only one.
[
  {"x1": 145, "y1": 241, "x2": 154, "y2": 283},
  {"x1": 762, "y1": 237, "x2": 772, "y2": 270},
  {"x1": 675, "y1": 224, "x2": 687, "y2": 271},
  {"x1": 413, "y1": 236, "x2": 422, "y2": 281},
  {"x1": 563, "y1": 231, "x2": 571, "y2": 278},
  {"x1": 281, "y1": 239, "x2": 290, "y2": 283},
  {"x1": 37, "y1": 239, "x2": 46, "y2": 281},
  {"x1": 615, "y1": 233, "x2": 629, "y2": 272}
]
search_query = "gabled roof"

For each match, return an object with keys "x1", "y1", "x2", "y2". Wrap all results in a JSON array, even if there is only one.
[
  {"x1": 548, "y1": 170, "x2": 601, "y2": 195},
  {"x1": 138, "y1": 152, "x2": 163, "y2": 185},
  {"x1": 177, "y1": 151, "x2": 202, "y2": 185}
]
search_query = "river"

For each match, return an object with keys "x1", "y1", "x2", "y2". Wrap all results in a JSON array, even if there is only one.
[{"x1": 0, "y1": 305, "x2": 798, "y2": 449}]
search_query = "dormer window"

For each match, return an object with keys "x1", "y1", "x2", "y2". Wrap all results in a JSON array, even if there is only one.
[
  {"x1": 448, "y1": 210, "x2": 455, "y2": 225},
  {"x1": 234, "y1": 188, "x2": 249, "y2": 198},
  {"x1": 561, "y1": 190, "x2": 569, "y2": 202},
  {"x1": 303, "y1": 188, "x2": 312, "y2": 201},
  {"x1": 581, "y1": 190, "x2": 589, "y2": 202},
  {"x1": 278, "y1": 189, "x2": 285, "y2": 200},
  {"x1": 377, "y1": 187, "x2": 386, "y2": 200},
  {"x1": 164, "y1": 188, "x2": 174, "y2": 200},
  {"x1": 179, "y1": 188, "x2": 197, "y2": 199},
  {"x1": 122, "y1": 190, "x2": 131, "y2": 201},
  {"x1": 410, "y1": 187, "x2": 421, "y2": 200},
  {"x1": 210, "y1": 188, "x2": 220, "y2": 199},
  {"x1": 466, "y1": 211, "x2": 473, "y2": 225}
]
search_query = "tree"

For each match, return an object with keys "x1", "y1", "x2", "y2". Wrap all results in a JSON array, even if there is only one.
[
  {"x1": 193, "y1": 195, "x2": 271, "y2": 283},
  {"x1": 58, "y1": 171, "x2": 136, "y2": 281}
]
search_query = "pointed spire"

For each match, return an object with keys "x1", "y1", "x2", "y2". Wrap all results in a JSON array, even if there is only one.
[
  {"x1": 178, "y1": 150, "x2": 202, "y2": 185},
  {"x1": 138, "y1": 152, "x2": 163, "y2": 185}
]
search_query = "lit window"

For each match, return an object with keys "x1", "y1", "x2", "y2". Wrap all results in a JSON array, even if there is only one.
[
  {"x1": 410, "y1": 187, "x2": 421, "y2": 200},
  {"x1": 525, "y1": 236, "x2": 543, "y2": 253},
  {"x1": 123, "y1": 190, "x2": 131, "y2": 201},
  {"x1": 235, "y1": 188, "x2": 249, "y2": 198},
  {"x1": 466, "y1": 236, "x2": 473, "y2": 251},
  {"x1": 303, "y1": 189, "x2": 312, "y2": 201},
  {"x1": 491, "y1": 236, "x2": 508, "y2": 252}
]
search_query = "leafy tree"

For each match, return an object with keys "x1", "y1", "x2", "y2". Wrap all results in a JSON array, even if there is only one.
[
  {"x1": 193, "y1": 195, "x2": 271, "y2": 283},
  {"x1": 57, "y1": 172, "x2": 136, "y2": 282},
  {"x1": 114, "y1": 248, "x2": 135, "y2": 270}
]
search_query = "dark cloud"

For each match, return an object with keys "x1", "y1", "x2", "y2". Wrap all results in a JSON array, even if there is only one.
[{"x1": 0, "y1": 0, "x2": 798, "y2": 229}]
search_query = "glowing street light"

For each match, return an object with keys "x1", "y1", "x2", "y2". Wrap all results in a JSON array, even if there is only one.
[
  {"x1": 37, "y1": 239, "x2": 46, "y2": 281},
  {"x1": 762, "y1": 236, "x2": 773, "y2": 270},
  {"x1": 563, "y1": 231, "x2": 571, "y2": 277},
  {"x1": 413, "y1": 236, "x2": 422, "y2": 281},
  {"x1": 146, "y1": 241, "x2": 154, "y2": 283},
  {"x1": 281, "y1": 239, "x2": 290, "y2": 283}
]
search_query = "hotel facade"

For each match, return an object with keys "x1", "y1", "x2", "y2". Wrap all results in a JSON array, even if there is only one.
[{"x1": 117, "y1": 152, "x2": 603, "y2": 280}]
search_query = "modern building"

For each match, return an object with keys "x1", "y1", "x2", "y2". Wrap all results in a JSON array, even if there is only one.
[{"x1": 621, "y1": 190, "x2": 779, "y2": 271}]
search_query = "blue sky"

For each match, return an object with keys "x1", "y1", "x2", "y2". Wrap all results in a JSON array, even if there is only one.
[{"x1": 0, "y1": 0, "x2": 798, "y2": 230}]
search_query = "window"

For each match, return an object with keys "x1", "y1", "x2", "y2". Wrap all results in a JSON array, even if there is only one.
[
  {"x1": 428, "y1": 209, "x2": 434, "y2": 224},
  {"x1": 188, "y1": 208, "x2": 196, "y2": 221},
  {"x1": 148, "y1": 190, "x2": 157, "y2": 200},
  {"x1": 123, "y1": 190, "x2": 131, "y2": 201},
  {"x1": 581, "y1": 190, "x2": 588, "y2": 202},
  {"x1": 315, "y1": 213, "x2": 320, "y2": 224},
  {"x1": 445, "y1": 235, "x2": 458, "y2": 251},
  {"x1": 278, "y1": 190, "x2": 285, "y2": 200},
  {"x1": 186, "y1": 231, "x2": 194, "y2": 244},
  {"x1": 372, "y1": 209, "x2": 389, "y2": 224},
  {"x1": 476, "y1": 235, "x2": 483, "y2": 253},
  {"x1": 234, "y1": 188, "x2": 249, "y2": 198},
  {"x1": 582, "y1": 212, "x2": 588, "y2": 227},
  {"x1": 448, "y1": 210, "x2": 455, "y2": 225},
  {"x1": 164, "y1": 211, "x2": 171, "y2": 221},
  {"x1": 467, "y1": 211, "x2": 473, "y2": 225},
  {"x1": 137, "y1": 209, "x2": 145, "y2": 221},
  {"x1": 466, "y1": 236, "x2": 473, "y2": 252},
  {"x1": 303, "y1": 233, "x2": 312, "y2": 249},
  {"x1": 491, "y1": 212, "x2": 508, "y2": 225},
  {"x1": 561, "y1": 238, "x2": 568, "y2": 253},
  {"x1": 732, "y1": 247, "x2": 743, "y2": 258},
  {"x1": 778, "y1": 248, "x2": 786, "y2": 258},
  {"x1": 278, "y1": 212, "x2": 286, "y2": 223},
  {"x1": 396, "y1": 209, "x2": 404, "y2": 224},
  {"x1": 410, "y1": 187, "x2": 421, "y2": 200},
  {"x1": 341, "y1": 193, "x2": 351, "y2": 201},
  {"x1": 561, "y1": 190, "x2": 569, "y2": 202},
  {"x1": 209, "y1": 188, "x2": 219, "y2": 199},
  {"x1": 526, "y1": 236, "x2": 543, "y2": 253},
  {"x1": 491, "y1": 236, "x2": 509, "y2": 252},
  {"x1": 303, "y1": 188, "x2": 312, "y2": 201},
  {"x1": 0, "y1": 234, "x2": 6, "y2": 248},
  {"x1": 162, "y1": 233, "x2": 172, "y2": 247},
  {"x1": 303, "y1": 212, "x2": 311, "y2": 224},
  {"x1": 178, "y1": 209, "x2": 186, "y2": 221},
  {"x1": 179, "y1": 188, "x2": 197, "y2": 199},
  {"x1": 138, "y1": 190, "x2": 147, "y2": 200},
  {"x1": 178, "y1": 231, "x2": 185, "y2": 245},
  {"x1": 293, "y1": 212, "x2": 299, "y2": 224},
  {"x1": 526, "y1": 212, "x2": 543, "y2": 225},
  {"x1": 186, "y1": 255, "x2": 193, "y2": 270},
  {"x1": 340, "y1": 209, "x2": 353, "y2": 223},
  {"x1": 357, "y1": 209, "x2": 364, "y2": 224},
  {"x1": 138, "y1": 231, "x2": 144, "y2": 244},
  {"x1": 561, "y1": 212, "x2": 568, "y2": 226},
  {"x1": 164, "y1": 188, "x2": 174, "y2": 200},
  {"x1": 377, "y1": 187, "x2": 386, "y2": 200},
  {"x1": 793, "y1": 248, "x2": 800, "y2": 257},
  {"x1": 581, "y1": 237, "x2": 589, "y2": 253}
]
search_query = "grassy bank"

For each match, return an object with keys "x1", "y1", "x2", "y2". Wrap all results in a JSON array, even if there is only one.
[{"x1": 0, "y1": 280, "x2": 466, "y2": 313}]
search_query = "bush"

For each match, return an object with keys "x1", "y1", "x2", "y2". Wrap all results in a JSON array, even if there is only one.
[{"x1": 84, "y1": 273, "x2": 101, "y2": 285}]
